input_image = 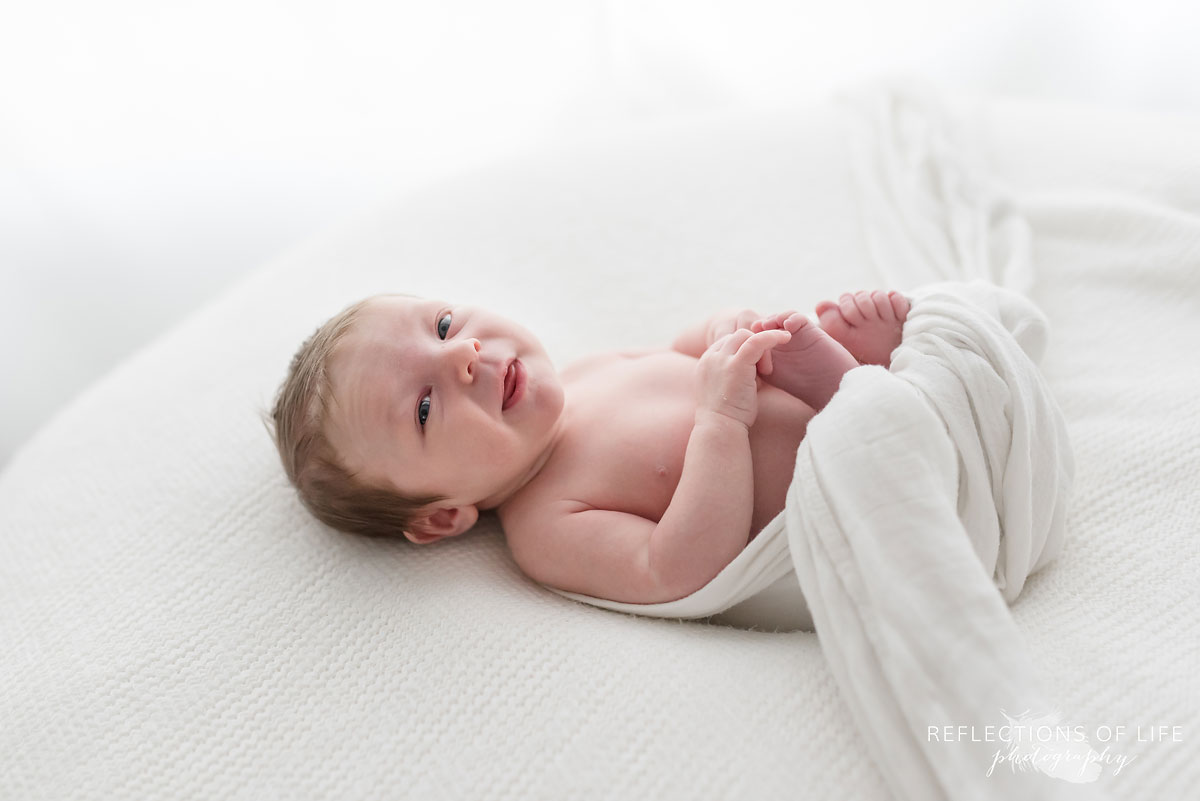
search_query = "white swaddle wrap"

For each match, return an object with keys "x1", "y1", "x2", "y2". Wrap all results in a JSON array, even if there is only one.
[
  {"x1": 788, "y1": 281, "x2": 1094, "y2": 801},
  {"x1": 548, "y1": 84, "x2": 1104, "y2": 800}
]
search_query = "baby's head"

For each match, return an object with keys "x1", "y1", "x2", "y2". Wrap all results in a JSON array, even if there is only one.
[{"x1": 270, "y1": 294, "x2": 565, "y2": 544}]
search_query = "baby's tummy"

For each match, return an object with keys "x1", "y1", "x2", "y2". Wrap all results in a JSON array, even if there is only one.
[{"x1": 573, "y1": 374, "x2": 814, "y2": 537}]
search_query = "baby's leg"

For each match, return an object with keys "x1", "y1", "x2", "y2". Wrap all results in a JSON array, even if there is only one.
[
  {"x1": 753, "y1": 313, "x2": 859, "y2": 411},
  {"x1": 816, "y1": 290, "x2": 910, "y2": 368}
]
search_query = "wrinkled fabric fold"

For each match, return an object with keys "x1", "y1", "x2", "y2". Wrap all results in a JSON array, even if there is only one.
[{"x1": 787, "y1": 281, "x2": 1093, "y2": 801}]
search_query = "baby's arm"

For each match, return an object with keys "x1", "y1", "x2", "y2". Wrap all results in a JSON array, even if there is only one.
[
  {"x1": 514, "y1": 328, "x2": 790, "y2": 603},
  {"x1": 651, "y1": 331, "x2": 780, "y2": 594}
]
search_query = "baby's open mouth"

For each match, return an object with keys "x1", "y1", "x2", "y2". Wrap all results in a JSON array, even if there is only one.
[{"x1": 502, "y1": 359, "x2": 524, "y2": 410}]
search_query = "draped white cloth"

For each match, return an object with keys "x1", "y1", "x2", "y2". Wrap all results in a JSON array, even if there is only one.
[{"x1": 787, "y1": 281, "x2": 1097, "y2": 801}]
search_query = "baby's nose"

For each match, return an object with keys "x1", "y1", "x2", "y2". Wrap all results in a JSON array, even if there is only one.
[{"x1": 451, "y1": 338, "x2": 482, "y2": 381}]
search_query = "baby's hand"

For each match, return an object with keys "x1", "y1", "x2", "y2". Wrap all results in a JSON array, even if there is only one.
[
  {"x1": 695, "y1": 328, "x2": 792, "y2": 429},
  {"x1": 748, "y1": 310, "x2": 805, "y2": 375},
  {"x1": 702, "y1": 308, "x2": 781, "y2": 377}
]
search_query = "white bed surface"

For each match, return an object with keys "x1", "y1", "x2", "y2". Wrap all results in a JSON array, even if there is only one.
[{"x1": 1, "y1": 94, "x2": 1197, "y2": 799}]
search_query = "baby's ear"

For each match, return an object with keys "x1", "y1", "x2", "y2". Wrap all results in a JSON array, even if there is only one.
[{"x1": 403, "y1": 505, "x2": 479, "y2": 545}]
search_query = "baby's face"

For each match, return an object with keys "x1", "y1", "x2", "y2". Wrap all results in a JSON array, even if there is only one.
[{"x1": 326, "y1": 295, "x2": 565, "y2": 511}]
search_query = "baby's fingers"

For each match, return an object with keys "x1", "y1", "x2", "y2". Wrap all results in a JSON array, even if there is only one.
[
  {"x1": 737, "y1": 328, "x2": 791, "y2": 361},
  {"x1": 713, "y1": 327, "x2": 754, "y2": 351},
  {"x1": 751, "y1": 313, "x2": 786, "y2": 332}
]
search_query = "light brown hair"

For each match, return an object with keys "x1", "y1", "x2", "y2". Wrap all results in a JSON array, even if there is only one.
[{"x1": 266, "y1": 298, "x2": 443, "y2": 538}]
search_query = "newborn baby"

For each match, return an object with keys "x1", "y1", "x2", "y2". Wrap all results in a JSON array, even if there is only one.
[{"x1": 270, "y1": 291, "x2": 909, "y2": 604}]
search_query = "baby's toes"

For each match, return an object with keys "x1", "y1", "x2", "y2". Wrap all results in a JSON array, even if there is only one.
[
  {"x1": 871, "y1": 290, "x2": 895, "y2": 322},
  {"x1": 888, "y1": 291, "x2": 911, "y2": 321},
  {"x1": 816, "y1": 301, "x2": 845, "y2": 333},
  {"x1": 853, "y1": 291, "x2": 881, "y2": 320},
  {"x1": 840, "y1": 291, "x2": 878, "y2": 323},
  {"x1": 814, "y1": 299, "x2": 840, "y2": 319},
  {"x1": 838, "y1": 293, "x2": 862, "y2": 323},
  {"x1": 782, "y1": 311, "x2": 810, "y2": 333},
  {"x1": 754, "y1": 311, "x2": 788, "y2": 332}
]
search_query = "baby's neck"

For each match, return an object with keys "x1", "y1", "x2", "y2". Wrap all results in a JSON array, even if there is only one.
[{"x1": 478, "y1": 412, "x2": 569, "y2": 510}]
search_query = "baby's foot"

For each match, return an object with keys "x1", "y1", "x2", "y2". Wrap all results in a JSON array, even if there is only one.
[
  {"x1": 815, "y1": 290, "x2": 910, "y2": 368},
  {"x1": 753, "y1": 312, "x2": 859, "y2": 411}
]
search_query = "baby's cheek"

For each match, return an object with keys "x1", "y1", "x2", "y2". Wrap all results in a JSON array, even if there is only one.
[{"x1": 479, "y1": 428, "x2": 517, "y2": 465}]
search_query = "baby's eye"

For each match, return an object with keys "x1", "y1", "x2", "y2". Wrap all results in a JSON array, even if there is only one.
[
  {"x1": 437, "y1": 313, "x2": 452, "y2": 340},
  {"x1": 418, "y1": 395, "x2": 431, "y2": 427}
]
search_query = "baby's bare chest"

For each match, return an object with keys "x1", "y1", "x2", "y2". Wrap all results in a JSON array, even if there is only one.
[{"x1": 538, "y1": 351, "x2": 814, "y2": 528}]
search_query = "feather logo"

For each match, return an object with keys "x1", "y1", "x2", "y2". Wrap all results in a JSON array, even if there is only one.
[{"x1": 991, "y1": 709, "x2": 1103, "y2": 783}]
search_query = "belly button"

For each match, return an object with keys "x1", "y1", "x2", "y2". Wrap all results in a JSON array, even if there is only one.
[{"x1": 656, "y1": 465, "x2": 667, "y2": 477}]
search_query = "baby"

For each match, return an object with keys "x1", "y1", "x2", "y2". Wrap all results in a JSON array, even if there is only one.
[{"x1": 270, "y1": 290, "x2": 909, "y2": 604}]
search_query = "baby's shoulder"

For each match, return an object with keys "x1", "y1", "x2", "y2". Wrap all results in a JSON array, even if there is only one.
[{"x1": 496, "y1": 475, "x2": 577, "y2": 564}]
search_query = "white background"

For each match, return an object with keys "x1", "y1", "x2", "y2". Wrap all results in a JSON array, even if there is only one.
[{"x1": 3, "y1": 0, "x2": 1199, "y2": 467}]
